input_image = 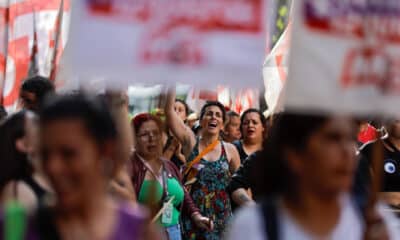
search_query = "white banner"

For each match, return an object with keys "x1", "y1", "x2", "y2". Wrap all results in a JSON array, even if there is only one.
[
  {"x1": 285, "y1": 1, "x2": 400, "y2": 117},
  {"x1": 63, "y1": 0, "x2": 268, "y2": 89}
]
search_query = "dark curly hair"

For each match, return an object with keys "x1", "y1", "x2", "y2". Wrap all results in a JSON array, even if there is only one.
[{"x1": 199, "y1": 101, "x2": 226, "y2": 123}]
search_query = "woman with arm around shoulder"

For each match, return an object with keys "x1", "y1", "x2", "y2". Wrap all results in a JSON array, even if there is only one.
[
  {"x1": 226, "y1": 113, "x2": 400, "y2": 240},
  {"x1": 165, "y1": 87, "x2": 240, "y2": 239}
]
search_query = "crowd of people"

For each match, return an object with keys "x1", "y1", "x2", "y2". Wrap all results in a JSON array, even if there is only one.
[{"x1": 1, "y1": 76, "x2": 400, "y2": 239}]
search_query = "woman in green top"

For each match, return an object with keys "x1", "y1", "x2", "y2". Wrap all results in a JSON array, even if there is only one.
[
  {"x1": 138, "y1": 172, "x2": 184, "y2": 227},
  {"x1": 130, "y1": 113, "x2": 213, "y2": 240}
]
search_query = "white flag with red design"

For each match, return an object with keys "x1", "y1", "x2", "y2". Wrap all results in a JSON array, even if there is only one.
[
  {"x1": 0, "y1": 0, "x2": 70, "y2": 109},
  {"x1": 263, "y1": 23, "x2": 291, "y2": 114}
]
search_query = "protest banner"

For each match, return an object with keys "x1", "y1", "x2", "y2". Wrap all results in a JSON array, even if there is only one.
[
  {"x1": 0, "y1": 0, "x2": 70, "y2": 109},
  {"x1": 285, "y1": 0, "x2": 400, "y2": 117},
  {"x1": 62, "y1": 0, "x2": 268, "y2": 89}
]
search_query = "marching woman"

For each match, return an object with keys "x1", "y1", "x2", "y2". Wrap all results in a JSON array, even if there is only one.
[
  {"x1": 226, "y1": 113, "x2": 400, "y2": 240},
  {"x1": 165, "y1": 88, "x2": 240, "y2": 240},
  {"x1": 1, "y1": 94, "x2": 154, "y2": 239},
  {"x1": 130, "y1": 113, "x2": 212, "y2": 240},
  {"x1": 233, "y1": 109, "x2": 266, "y2": 163}
]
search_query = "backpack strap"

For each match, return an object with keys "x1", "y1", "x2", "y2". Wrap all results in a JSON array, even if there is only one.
[{"x1": 261, "y1": 198, "x2": 279, "y2": 240}]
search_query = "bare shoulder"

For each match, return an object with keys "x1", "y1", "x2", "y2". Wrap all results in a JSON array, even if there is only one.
[
  {"x1": 222, "y1": 141, "x2": 240, "y2": 164},
  {"x1": 224, "y1": 141, "x2": 238, "y2": 152},
  {"x1": 2, "y1": 181, "x2": 37, "y2": 212},
  {"x1": 224, "y1": 142, "x2": 240, "y2": 156}
]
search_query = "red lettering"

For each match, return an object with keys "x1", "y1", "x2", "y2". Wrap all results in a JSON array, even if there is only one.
[{"x1": 340, "y1": 45, "x2": 400, "y2": 95}]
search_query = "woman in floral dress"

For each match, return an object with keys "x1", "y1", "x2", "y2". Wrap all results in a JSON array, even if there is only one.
[{"x1": 165, "y1": 88, "x2": 240, "y2": 239}]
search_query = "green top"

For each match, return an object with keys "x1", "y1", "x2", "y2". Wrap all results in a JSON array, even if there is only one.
[{"x1": 138, "y1": 177, "x2": 184, "y2": 227}]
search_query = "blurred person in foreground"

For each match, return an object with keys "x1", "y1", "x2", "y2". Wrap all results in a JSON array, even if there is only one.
[
  {"x1": 360, "y1": 119, "x2": 400, "y2": 208},
  {"x1": 226, "y1": 113, "x2": 400, "y2": 240},
  {"x1": 222, "y1": 111, "x2": 241, "y2": 143},
  {"x1": 130, "y1": 113, "x2": 212, "y2": 240},
  {"x1": 0, "y1": 93, "x2": 157, "y2": 239},
  {"x1": 233, "y1": 109, "x2": 265, "y2": 163},
  {"x1": 165, "y1": 87, "x2": 240, "y2": 240},
  {"x1": 19, "y1": 76, "x2": 55, "y2": 112}
]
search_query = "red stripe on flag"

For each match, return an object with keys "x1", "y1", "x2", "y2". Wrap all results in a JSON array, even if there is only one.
[{"x1": 199, "y1": 90, "x2": 217, "y2": 101}]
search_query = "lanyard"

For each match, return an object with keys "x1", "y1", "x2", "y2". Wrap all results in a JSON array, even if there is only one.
[{"x1": 137, "y1": 154, "x2": 169, "y2": 201}]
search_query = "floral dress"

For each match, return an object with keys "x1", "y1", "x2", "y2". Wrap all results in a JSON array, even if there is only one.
[{"x1": 182, "y1": 140, "x2": 232, "y2": 240}]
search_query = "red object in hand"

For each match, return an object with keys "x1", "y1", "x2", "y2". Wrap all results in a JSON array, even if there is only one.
[{"x1": 358, "y1": 124, "x2": 378, "y2": 144}]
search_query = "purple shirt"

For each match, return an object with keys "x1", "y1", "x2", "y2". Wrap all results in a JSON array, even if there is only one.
[{"x1": 1, "y1": 204, "x2": 148, "y2": 240}]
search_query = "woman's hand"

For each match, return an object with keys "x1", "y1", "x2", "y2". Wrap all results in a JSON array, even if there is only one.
[{"x1": 192, "y1": 212, "x2": 213, "y2": 231}]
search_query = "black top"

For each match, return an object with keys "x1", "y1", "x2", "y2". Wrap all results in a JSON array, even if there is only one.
[
  {"x1": 227, "y1": 152, "x2": 258, "y2": 197},
  {"x1": 21, "y1": 175, "x2": 47, "y2": 201},
  {"x1": 233, "y1": 140, "x2": 248, "y2": 164},
  {"x1": 360, "y1": 139, "x2": 400, "y2": 192}
]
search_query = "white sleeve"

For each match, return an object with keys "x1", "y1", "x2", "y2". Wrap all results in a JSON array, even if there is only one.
[
  {"x1": 224, "y1": 205, "x2": 266, "y2": 240},
  {"x1": 377, "y1": 203, "x2": 400, "y2": 240}
]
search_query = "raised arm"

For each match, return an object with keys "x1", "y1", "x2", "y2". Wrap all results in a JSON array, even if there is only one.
[{"x1": 164, "y1": 87, "x2": 196, "y2": 158}]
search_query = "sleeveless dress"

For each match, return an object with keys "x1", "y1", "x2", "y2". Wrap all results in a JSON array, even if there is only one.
[{"x1": 182, "y1": 139, "x2": 233, "y2": 240}]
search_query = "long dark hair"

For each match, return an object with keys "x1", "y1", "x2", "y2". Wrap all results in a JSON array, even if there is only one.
[
  {"x1": 0, "y1": 111, "x2": 32, "y2": 191},
  {"x1": 252, "y1": 113, "x2": 328, "y2": 198},
  {"x1": 199, "y1": 101, "x2": 226, "y2": 123}
]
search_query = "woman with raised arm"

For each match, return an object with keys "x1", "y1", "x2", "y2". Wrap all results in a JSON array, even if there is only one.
[
  {"x1": 165, "y1": 87, "x2": 240, "y2": 240},
  {"x1": 163, "y1": 98, "x2": 191, "y2": 169}
]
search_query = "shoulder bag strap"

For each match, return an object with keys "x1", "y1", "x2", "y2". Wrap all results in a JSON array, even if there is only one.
[{"x1": 183, "y1": 139, "x2": 219, "y2": 176}]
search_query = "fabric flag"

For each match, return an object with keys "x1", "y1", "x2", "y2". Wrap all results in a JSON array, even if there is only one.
[
  {"x1": 186, "y1": 85, "x2": 258, "y2": 114},
  {"x1": 285, "y1": 1, "x2": 400, "y2": 117},
  {"x1": 62, "y1": 0, "x2": 268, "y2": 89},
  {"x1": 263, "y1": 23, "x2": 291, "y2": 113},
  {"x1": 0, "y1": 0, "x2": 70, "y2": 109}
]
